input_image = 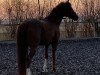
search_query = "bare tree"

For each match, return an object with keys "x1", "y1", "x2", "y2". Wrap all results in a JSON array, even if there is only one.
[{"x1": 80, "y1": 0, "x2": 100, "y2": 37}]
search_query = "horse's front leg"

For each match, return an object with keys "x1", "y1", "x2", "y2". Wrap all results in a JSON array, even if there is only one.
[
  {"x1": 52, "y1": 43, "x2": 58, "y2": 73},
  {"x1": 26, "y1": 46, "x2": 37, "y2": 75},
  {"x1": 43, "y1": 45, "x2": 49, "y2": 72}
]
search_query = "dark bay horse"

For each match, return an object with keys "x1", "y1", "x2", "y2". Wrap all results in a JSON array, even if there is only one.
[{"x1": 17, "y1": 1, "x2": 78, "y2": 75}]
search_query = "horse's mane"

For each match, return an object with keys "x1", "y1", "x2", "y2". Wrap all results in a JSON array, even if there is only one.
[
  {"x1": 49, "y1": 2, "x2": 71, "y2": 15},
  {"x1": 51, "y1": 2, "x2": 64, "y2": 13},
  {"x1": 49, "y1": 2, "x2": 65, "y2": 16},
  {"x1": 45, "y1": 2, "x2": 70, "y2": 24},
  {"x1": 44, "y1": 2, "x2": 64, "y2": 23},
  {"x1": 46, "y1": 2, "x2": 71, "y2": 18}
]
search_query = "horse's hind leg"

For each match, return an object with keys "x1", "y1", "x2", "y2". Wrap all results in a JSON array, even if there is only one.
[
  {"x1": 26, "y1": 46, "x2": 37, "y2": 75},
  {"x1": 43, "y1": 45, "x2": 49, "y2": 72},
  {"x1": 52, "y1": 43, "x2": 58, "y2": 73}
]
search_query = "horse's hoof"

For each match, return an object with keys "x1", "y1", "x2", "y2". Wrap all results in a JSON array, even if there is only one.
[
  {"x1": 40, "y1": 72, "x2": 48, "y2": 75},
  {"x1": 26, "y1": 68, "x2": 32, "y2": 75},
  {"x1": 52, "y1": 69, "x2": 56, "y2": 73},
  {"x1": 52, "y1": 71, "x2": 56, "y2": 75}
]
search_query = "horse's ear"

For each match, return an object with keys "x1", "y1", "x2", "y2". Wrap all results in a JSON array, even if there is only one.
[
  {"x1": 65, "y1": 0, "x2": 71, "y2": 5},
  {"x1": 66, "y1": 0, "x2": 70, "y2": 3},
  {"x1": 65, "y1": 0, "x2": 71, "y2": 6}
]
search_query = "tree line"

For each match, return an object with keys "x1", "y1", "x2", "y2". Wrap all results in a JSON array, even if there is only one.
[
  {"x1": 0, "y1": 0, "x2": 99, "y2": 24},
  {"x1": 0, "y1": 0, "x2": 100, "y2": 39}
]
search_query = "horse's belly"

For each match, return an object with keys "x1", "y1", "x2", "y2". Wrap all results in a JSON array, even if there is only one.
[
  {"x1": 39, "y1": 41, "x2": 46, "y2": 45},
  {"x1": 39, "y1": 29, "x2": 55, "y2": 45},
  {"x1": 39, "y1": 35, "x2": 52, "y2": 45},
  {"x1": 39, "y1": 39, "x2": 51, "y2": 45}
]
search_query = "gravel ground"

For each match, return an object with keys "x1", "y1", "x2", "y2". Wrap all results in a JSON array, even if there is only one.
[{"x1": 0, "y1": 38, "x2": 100, "y2": 75}]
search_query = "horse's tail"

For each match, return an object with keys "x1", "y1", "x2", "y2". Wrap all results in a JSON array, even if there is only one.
[{"x1": 17, "y1": 24, "x2": 28, "y2": 75}]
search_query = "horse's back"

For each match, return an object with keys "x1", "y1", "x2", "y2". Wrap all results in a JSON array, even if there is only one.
[{"x1": 22, "y1": 19, "x2": 42, "y2": 27}]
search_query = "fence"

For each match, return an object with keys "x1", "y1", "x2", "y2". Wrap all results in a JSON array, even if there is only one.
[
  {"x1": 0, "y1": 22, "x2": 100, "y2": 41},
  {"x1": 0, "y1": 25, "x2": 17, "y2": 41},
  {"x1": 60, "y1": 22, "x2": 100, "y2": 39}
]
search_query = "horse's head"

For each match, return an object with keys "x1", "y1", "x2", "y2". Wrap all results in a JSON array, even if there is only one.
[{"x1": 59, "y1": 1, "x2": 78, "y2": 21}]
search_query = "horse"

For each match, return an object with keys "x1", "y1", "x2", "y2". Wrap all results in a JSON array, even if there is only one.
[{"x1": 17, "y1": 1, "x2": 78, "y2": 75}]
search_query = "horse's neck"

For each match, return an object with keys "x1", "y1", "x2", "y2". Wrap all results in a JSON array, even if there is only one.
[{"x1": 45, "y1": 11, "x2": 63, "y2": 25}]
